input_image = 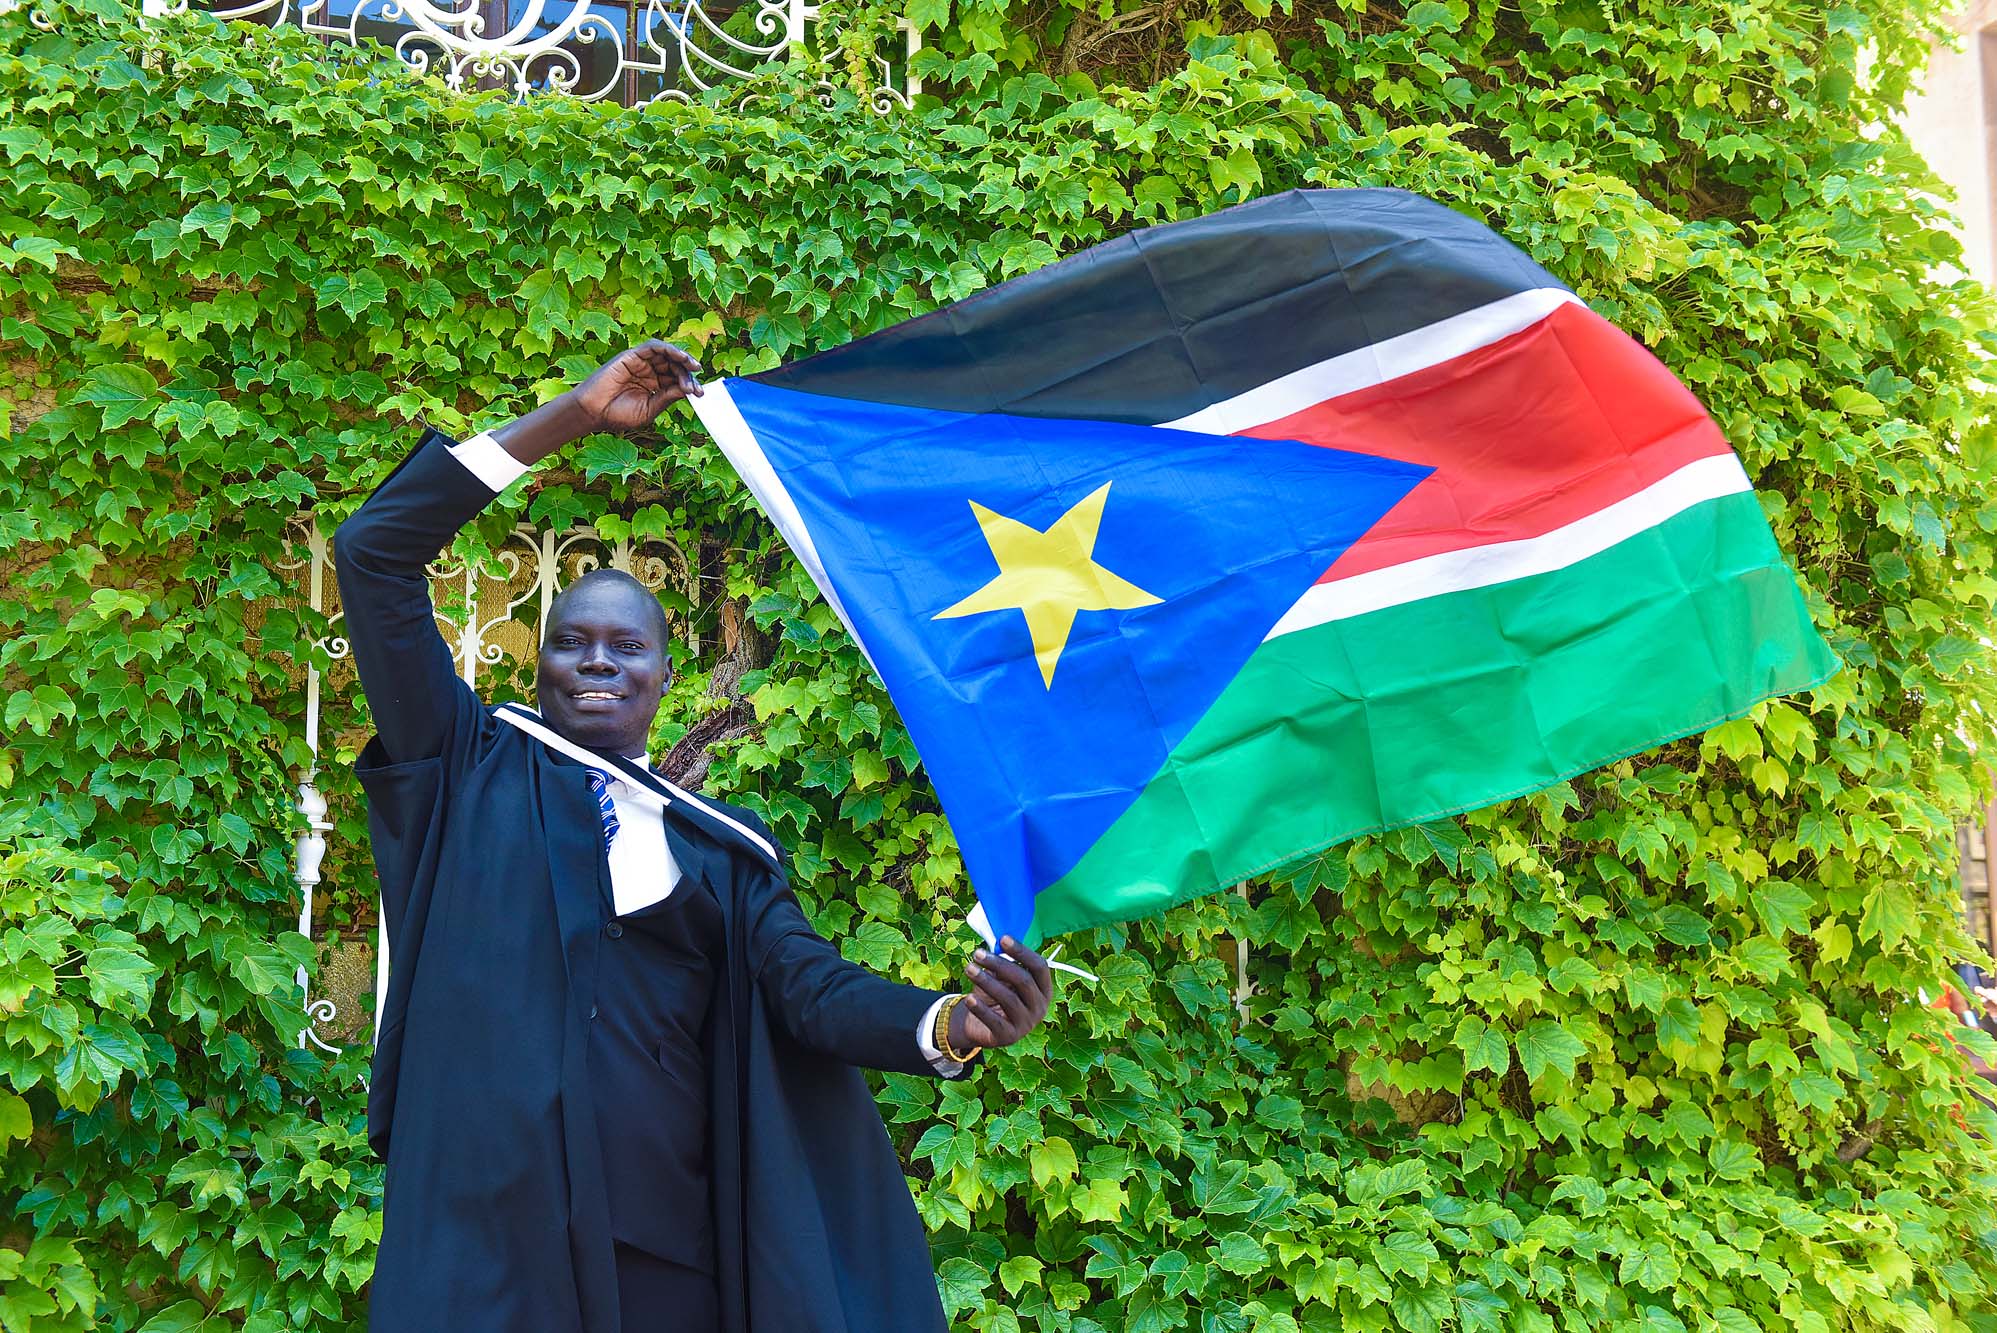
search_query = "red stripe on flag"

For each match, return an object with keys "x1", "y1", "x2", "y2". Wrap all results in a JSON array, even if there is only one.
[{"x1": 1240, "y1": 301, "x2": 1732, "y2": 583}]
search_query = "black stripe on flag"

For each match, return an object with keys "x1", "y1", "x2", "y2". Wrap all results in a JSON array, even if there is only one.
[{"x1": 746, "y1": 188, "x2": 1567, "y2": 425}]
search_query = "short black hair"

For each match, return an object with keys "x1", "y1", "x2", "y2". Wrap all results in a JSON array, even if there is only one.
[{"x1": 547, "y1": 568, "x2": 672, "y2": 649}]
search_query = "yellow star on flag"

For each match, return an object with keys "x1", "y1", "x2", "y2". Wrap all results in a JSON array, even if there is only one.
[{"x1": 933, "y1": 481, "x2": 1162, "y2": 688}]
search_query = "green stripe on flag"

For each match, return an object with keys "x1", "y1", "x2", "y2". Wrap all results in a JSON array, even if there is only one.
[{"x1": 1028, "y1": 491, "x2": 1838, "y2": 941}]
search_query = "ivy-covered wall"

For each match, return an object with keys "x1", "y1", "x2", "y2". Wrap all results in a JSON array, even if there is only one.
[{"x1": 5, "y1": 0, "x2": 1997, "y2": 1329}]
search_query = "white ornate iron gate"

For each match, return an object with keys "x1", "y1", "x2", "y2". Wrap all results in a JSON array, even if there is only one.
[{"x1": 1, "y1": 0, "x2": 921, "y2": 109}]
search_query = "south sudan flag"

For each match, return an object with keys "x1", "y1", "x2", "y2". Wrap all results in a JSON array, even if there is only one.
[{"x1": 693, "y1": 188, "x2": 1838, "y2": 945}]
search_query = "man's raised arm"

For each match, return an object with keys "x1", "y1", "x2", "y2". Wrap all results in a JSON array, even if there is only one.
[{"x1": 333, "y1": 341, "x2": 702, "y2": 764}]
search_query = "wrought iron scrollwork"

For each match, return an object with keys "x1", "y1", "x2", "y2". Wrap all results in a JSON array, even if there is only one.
[{"x1": 70, "y1": 0, "x2": 923, "y2": 108}]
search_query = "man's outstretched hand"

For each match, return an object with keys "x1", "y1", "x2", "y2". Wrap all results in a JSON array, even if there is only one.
[
  {"x1": 950, "y1": 936, "x2": 1054, "y2": 1053},
  {"x1": 488, "y1": 339, "x2": 706, "y2": 470},
  {"x1": 569, "y1": 340, "x2": 704, "y2": 434}
]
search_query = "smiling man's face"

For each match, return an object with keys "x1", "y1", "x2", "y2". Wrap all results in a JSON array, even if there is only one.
[{"x1": 535, "y1": 575, "x2": 669, "y2": 757}]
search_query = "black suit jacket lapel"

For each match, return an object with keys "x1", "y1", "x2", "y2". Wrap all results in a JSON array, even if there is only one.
[{"x1": 661, "y1": 794, "x2": 727, "y2": 897}]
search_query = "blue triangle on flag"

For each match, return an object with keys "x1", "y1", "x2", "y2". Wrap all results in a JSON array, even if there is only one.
[{"x1": 724, "y1": 378, "x2": 1431, "y2": 938}]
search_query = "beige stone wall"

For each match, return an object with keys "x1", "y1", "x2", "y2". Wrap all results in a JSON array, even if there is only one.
[{"x1": 1904, "y1": 2, "x2": 1997, "y2": 287}]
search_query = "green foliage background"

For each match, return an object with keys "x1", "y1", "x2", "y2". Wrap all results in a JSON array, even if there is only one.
[{"x1": 5, "y1": 0, "x2": 1997, "y2": 1328}]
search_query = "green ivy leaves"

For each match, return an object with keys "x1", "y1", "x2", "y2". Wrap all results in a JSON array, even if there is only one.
[
  {"x1": 73, "y1": 364, "x2": 159, "y2": 431},
  {"x1": 314, "y1": 270, "x2": 389, "y2": 319},
  {"x1": 3, "y1": 0, "x2": 1996, "y2": 1329},
  {"x1": 1514, "y1": 1019, "x2": 1586, "y2": 1083}
]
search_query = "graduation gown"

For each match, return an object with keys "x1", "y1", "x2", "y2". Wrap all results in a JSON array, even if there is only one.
[{"x1": 336, "y1": 432, "x2": 960, "y2": 1333}]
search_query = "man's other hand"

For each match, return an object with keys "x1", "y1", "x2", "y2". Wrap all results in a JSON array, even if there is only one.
[
  {"x1": 952, "y1": 936, "x2": 1054, "y2": 1052},
  {"x1": 570, "y1": 340, "x2": 704, "y2": 434}
]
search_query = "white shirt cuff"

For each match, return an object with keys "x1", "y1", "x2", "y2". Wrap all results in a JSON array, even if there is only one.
[
  {"x1": 918, "y1": 993, "x2": 967, "y2": 1078},
  {"x1": 446, "y1": 430, "x2": 531, "y2": 493}
]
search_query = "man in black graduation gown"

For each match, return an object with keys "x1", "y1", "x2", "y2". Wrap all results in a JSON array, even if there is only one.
[{"x1": 336, "y1": 340, "x2": 1055, "y2": 1333}]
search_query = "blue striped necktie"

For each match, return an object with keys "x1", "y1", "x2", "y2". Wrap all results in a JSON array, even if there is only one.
[{"x1": 585, "y1": 769, "x2": 621, "y2": 849}]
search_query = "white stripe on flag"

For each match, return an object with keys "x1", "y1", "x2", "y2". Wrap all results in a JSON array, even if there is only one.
[
  {"x1": 690, "y1": 381, "x2": 878, "y2": 670},
  {"x1": 1265, "y1": 453, "x2": 1754, "y2": 638},
  {"x1": 1162, "y1": 287, "x2": 1584, "y2": 436}
]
